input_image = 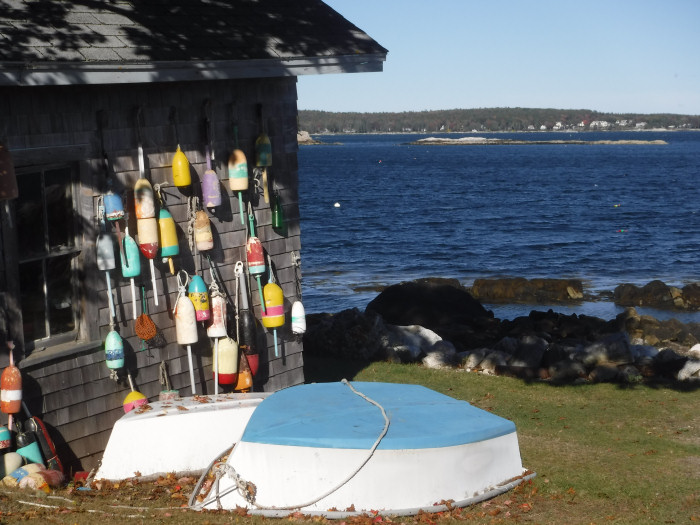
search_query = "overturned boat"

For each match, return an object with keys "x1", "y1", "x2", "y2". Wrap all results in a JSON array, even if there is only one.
[{"x1": 193, "y1": 380, "x2": 533, "y2": 517}]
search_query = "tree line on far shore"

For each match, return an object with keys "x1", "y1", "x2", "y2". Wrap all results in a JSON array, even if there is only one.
[{"x1": 298, "y1": 107, "x2": 700, "y2": 134}]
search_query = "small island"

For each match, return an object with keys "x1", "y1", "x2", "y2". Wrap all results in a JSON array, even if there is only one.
[{"x1": 408, "y1": 137, "x2": 668, "y2": 146}]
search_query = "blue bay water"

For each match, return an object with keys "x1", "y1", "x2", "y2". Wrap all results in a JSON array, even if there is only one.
[{"x1": 297, "y1": 131, "x2": 700, "y2": 322}]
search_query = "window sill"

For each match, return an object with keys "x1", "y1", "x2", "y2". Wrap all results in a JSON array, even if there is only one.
[{"x1": 19, "y1": 339, "x2": 102, "y2": 370}]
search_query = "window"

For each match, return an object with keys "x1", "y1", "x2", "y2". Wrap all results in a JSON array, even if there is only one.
[{"x1": 15, "y1": 165, "x2": 81, "y2": 349}]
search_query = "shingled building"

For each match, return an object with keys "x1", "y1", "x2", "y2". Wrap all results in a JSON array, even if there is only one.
[{"x1": 0, "y1": 0, "x2": 386, "y2": 473}]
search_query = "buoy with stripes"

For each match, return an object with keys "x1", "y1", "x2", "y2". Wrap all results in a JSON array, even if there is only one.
[
  {"x1": 104, "y1": 330, "x2": 124, "y2": 379},
  {"x1": 158, "y1": 208, "x2": 179, "y2": 274},
  {"x1": 175, "y1": 271, "x2": 198, "y2": 394},
  {"x1": 137, "y1": 216, "x2": 159, "y2": 306},
  {"x1": 228, "y1": 123, "x2": 248, "y2": 223},
  {"x1": 214, "y1": 337, "x2": 238, "y2": 386},
  {"x1": 188, "y1": 274, "x2": 210, "y2": 322},
  {"x1": 245, "y1": 203, "x2": 266, "y2": 312},
  {"x1": 123, "y1": 373, "x2": 147, "y2": 413},
  {"x1": 1, "y1": 345, "x2": 22, "y2": 428},
  {"x1": 262, "y1": 281, "x2": 284, "y2": 358},
  {"x1": 291, "y1": 251, "x2": 306, "y2": 336},
  {"x1": 134, "y1": 178, "x2": 155, "y2": 219}
]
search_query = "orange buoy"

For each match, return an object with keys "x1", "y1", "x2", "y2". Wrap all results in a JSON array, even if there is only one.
[
  {"x1": 234, "y1": 353, "x2": 253, "y2": 392},
  {"x1": 1, "y1": 346, "x2": 21, "y2": 416}
]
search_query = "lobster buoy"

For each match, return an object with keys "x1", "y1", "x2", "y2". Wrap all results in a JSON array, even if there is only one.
[
  {"x1": 291, "y1": 300, "x2": 306, "y2": 335},
  {"x1": 0, "y1": 425, "x2": 11, "y2": 450},
  {"x1": 206, "y1": 290, "x2": 227, "y2": 338},
  {"x1": 228, "y1": 149, "x2": 249, "y2": 191},
  {"x1": 172, "y1": 145, "x2": 191, "y2": 187},
  {"x1": 120, "y1": 227, "x2": 141, "y2": 320},
  {"x1": 175, "y1": 271, "x2": 198, "y2": 394},
  {"x1": 103, "y1": 190, "x2": 124, "y2": 221},
  {"x1": 0, "y1": 142, "x2": 19, "y2": 201},
  {"x1": 235, "y1": 261, "x2": 259, "y2": 377},
  {"x1": 174, "y1": 295, "x2": 198, "y2": 345},
  {"x1": 262, "y1": 282, "x2": 284, "y2": 358},
  {"x1": 120, "y1": 228, "x2": 141, "y2": 279},
  {"x1": 137, "y1": 217, "x2": 159, "y2": 306},
  {"x1": 246, "y1": 236, "x2": 265, "y2": 276},
  {"x1": 228, "y1": 144, "x2": 248, "y2": 223},
  {"x1": 104, "y1": 330, "x2": 124, "y2": 371},
  {"x1": 123, "y1": 374, "x2": 147, "y2": 413},
  {"x1": 158, "y1": 208, "x2": 179, "y2": 274},
  {"x1": 214, "y1": 337, "x2": 238, "y2": 385},
  {"x1": 234, "y1": 353, "x2": 253, "y2": 392},
  {"x1": 202, "y1": 146, "x2": 221, "y2": 208},
  {"x1": 262, "y1": 283, "x2": 285, "y2": 329},
  {"x1": 188, "y1": 274, "x2": 210, "y2": 322},
  {"x1": 2, "y1": 452, "x2": 24, "y2": 478},
  {"x1": 1, "y1": 356, "x2": 21, "y2": 416},
  {"x1": 134, "y1": 178, "x2": 155, "y2": 219},
  {"x1": 194, "y1": 210, "x2": 214, "y2": 251}
]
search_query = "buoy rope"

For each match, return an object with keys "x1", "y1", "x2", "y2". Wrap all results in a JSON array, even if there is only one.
[
  {"x1": 174, "y1": 270, "x2": 189, "y2": 314},
  {"x1": 189, "y1": 379, "x2": 391, "y2": 512}
]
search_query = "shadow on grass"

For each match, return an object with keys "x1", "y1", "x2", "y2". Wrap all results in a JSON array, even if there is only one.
[{"x1": 303, "y1": 355, "x2": 373, "y2": 383}]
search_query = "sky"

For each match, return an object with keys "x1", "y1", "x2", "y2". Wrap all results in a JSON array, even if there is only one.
[{"x1": 297, "y1": 0, "x2": 700, "y2": 115}]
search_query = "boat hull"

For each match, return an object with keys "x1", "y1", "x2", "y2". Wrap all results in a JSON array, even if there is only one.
[
  {"x1": 96, "y1": 393, "x2": 269, "y2": 481},
  {"x1": 198, "y1": 381, "x2": 531, "y2": 516}
]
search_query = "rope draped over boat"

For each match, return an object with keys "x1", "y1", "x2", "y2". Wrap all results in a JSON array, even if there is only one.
[{"x1": 188, "y1": 379, "x2": 391, "y2": 512}]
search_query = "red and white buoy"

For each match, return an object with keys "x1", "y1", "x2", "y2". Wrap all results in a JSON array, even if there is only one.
[{"x1": 1, "y1": 343, "x2": 21, "y2": 431}]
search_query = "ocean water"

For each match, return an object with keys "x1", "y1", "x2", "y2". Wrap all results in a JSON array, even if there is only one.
[{"x1": 297, "y1": 131, "x2": 700, "y2": 323}]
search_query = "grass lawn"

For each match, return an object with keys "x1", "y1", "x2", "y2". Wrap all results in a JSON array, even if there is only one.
[{"x1": 0, "y1": 356, "x2": 697, "y2": 524}]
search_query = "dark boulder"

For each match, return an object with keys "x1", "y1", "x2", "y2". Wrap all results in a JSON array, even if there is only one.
[{"x1": 365, "y1": 278, "x2": 491, "y2": 329}]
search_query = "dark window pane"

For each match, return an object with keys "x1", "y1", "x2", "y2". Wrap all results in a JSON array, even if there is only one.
[
  {"x1": 47, "y1": 254, "x2": 76, "y2": 335},
  {"x1": 19, "y1": 260, "x2": 47, "y2": 341},
  {"x1": 16, "y1": 172, "x2": 46, "y2": 258},
  {"x1": 45, "y1": 168, "x2": 74, "y2": 250}
]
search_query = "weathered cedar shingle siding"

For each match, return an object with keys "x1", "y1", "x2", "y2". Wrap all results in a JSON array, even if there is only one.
[
  {"x1": 0, "y1": 0, "x2": 385, "y2": 476},
  {"x1": 4, "y1": 77, "x2": 304, "y2": 472}
]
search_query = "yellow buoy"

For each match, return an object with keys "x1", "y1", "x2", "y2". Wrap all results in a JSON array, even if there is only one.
[{"x1": 172, "y1": 146, "x2": 191, "y2": 187}]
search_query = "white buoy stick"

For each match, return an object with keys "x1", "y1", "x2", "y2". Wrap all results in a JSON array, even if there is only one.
[
  {"x1": 149, "y1": 259, "x2": 159, "y2": 306},
  {"x1": 105, "y1": 271, "x2": 115, "y2": 322},
  {"x1": 273, "y1": 329, "x2": 279, "y2": 358},
  {"x1": 130, "y1": 278, "x2": 137, "y2": 320},
  {"x1": 187, "y1": 344, "x2": 196, "y2": 395},
  {"x1": 214, "y1": 338, "x2": 219, "y2": 396}
]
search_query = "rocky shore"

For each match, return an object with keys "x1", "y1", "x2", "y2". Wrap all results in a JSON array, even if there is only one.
[{"x1": 303, "y1": 278, "x2": 700, "y2": 385}]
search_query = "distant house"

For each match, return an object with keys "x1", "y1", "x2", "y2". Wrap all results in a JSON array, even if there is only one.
[
  {"x1": 0, "y1": 1, "x2": 386, "y2": 473},
  {"x1": 589, "y1": 120, "x2": 611, "y2": 129}
]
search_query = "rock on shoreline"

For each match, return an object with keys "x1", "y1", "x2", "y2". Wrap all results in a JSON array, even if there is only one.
[{"x1": 303, "y1": 277, "x2": 700, "y2": 384}]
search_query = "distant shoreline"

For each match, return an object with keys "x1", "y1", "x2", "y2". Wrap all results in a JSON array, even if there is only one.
[{"x1": 409, "y1": 137, "x2": 668, "y2": 146}]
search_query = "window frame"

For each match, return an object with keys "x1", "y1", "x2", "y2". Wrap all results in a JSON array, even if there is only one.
[{"x1": 1, "y1": 159, "x2": 99, "y2": 361}]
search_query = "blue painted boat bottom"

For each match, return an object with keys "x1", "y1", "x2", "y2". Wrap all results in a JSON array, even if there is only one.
[{"x1": 241, "y1": 381, "x2": 516, "y2": 450}]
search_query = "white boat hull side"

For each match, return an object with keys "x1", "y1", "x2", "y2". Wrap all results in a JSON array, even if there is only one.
[
  {"x1": 205, "y1": 431, "x2": 524, "y2": 513},
  {"x1": 96, "y1": 393, "x2": 269, "y2": 481}
]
